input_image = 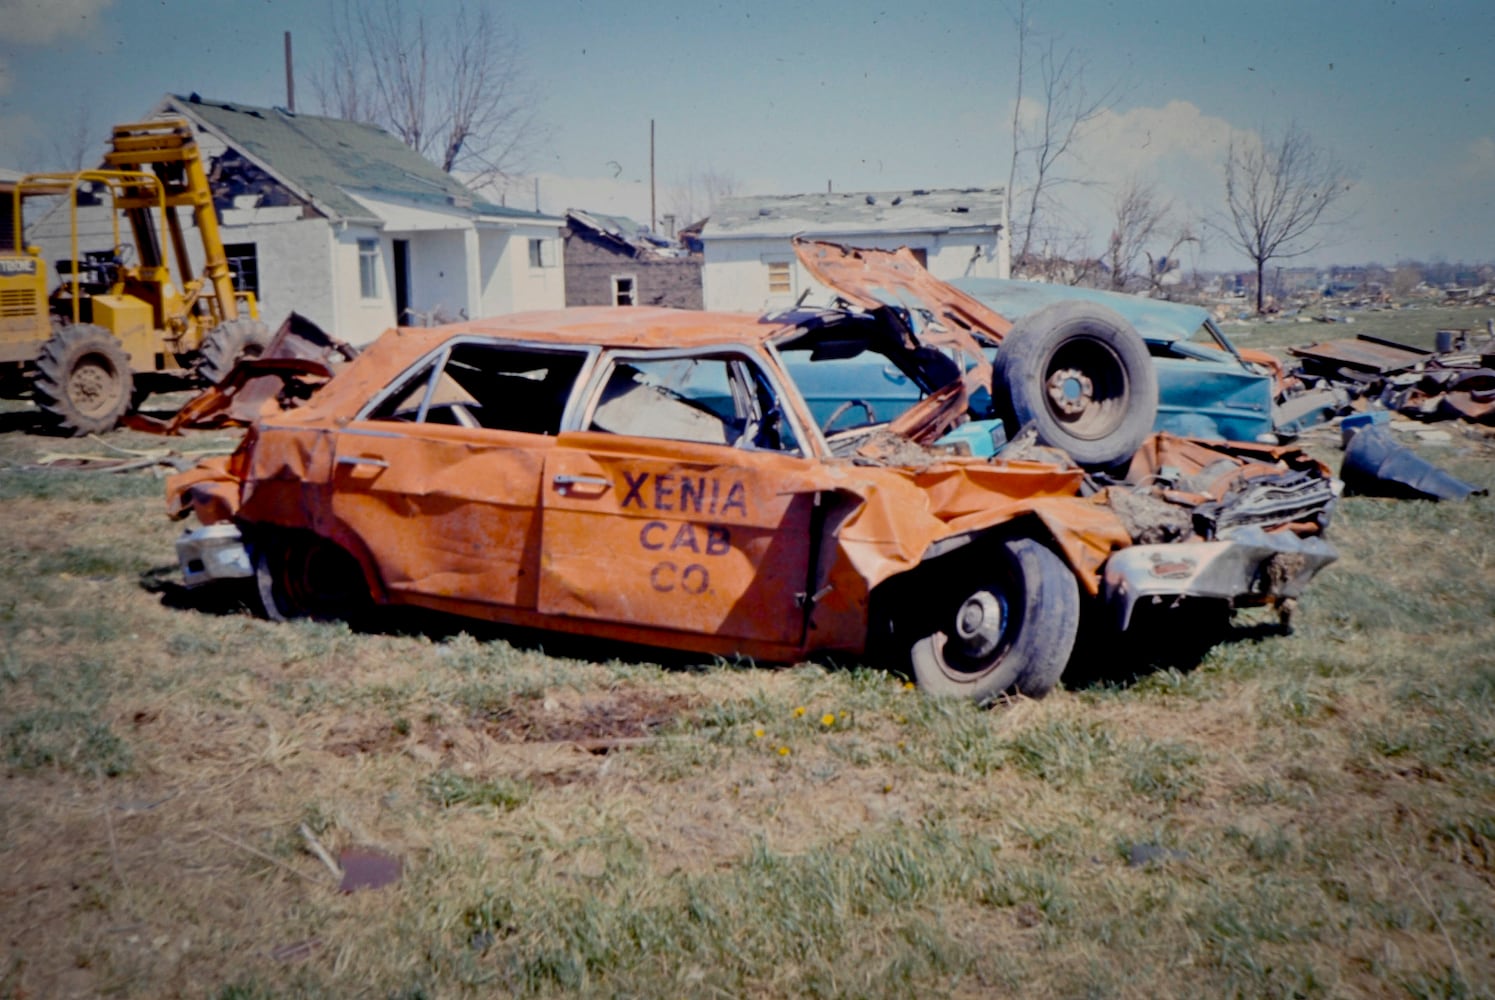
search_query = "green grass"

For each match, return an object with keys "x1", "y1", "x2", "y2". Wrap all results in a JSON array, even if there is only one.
[{"x1": 0, "y1": 408, "x2": 1492, "y2": 998}]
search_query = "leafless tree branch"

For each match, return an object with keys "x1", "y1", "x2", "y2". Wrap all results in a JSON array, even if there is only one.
[
  {"x1": 1004, "y1": 1, "x2": 1119, "y2": 274},
  {"x1": 1213, "y1": 122, "x2": 1354, "y2": 313},
  {"x1": 312, "y1": 0, "x2": 542, "y2": 183}
]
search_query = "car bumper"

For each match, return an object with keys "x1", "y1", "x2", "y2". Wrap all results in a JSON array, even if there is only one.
[
  {"x1": 176, "y1": 523, "x2": 252, "y2": 588},
  {"x1": 1102, "y1": 526, "x2": 1338, "y2": 629}
]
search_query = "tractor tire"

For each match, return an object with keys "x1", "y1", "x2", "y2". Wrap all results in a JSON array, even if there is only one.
[
  {"x1": 994, "y1": 300, "x2": 1158, "y2": 470},
  {"x1": 32, "y1": 324, "x2": 134, "y2": 435},
  {"x1": 907, "y1": 537, "x2": 1080, "y2": 704},
  {"x1": 197, "y1": 317, "x2": 272, "y2": 386}
]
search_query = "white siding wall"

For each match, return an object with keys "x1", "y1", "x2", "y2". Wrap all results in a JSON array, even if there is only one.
[
  {"x1": 477, "y1": 228, "x2": 513, "y2": 318},
  {"x1": 508, "y1": 223, "x2": 566, "y2": 312},
  {"x1": 331, "y1": 226, "x2": 397, "y2": 344},
  {"x1": 404, "y1": 229, "x2": 469, "y2": 324},
  {"x1": 701, "y1": 230, "x2": 1008, "y2": 312},
  {"x1": 187, "y1": 215, "x2": 334, "y2": 333}
]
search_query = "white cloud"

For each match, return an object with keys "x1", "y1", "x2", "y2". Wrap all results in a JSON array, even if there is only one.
[
  {"x1": 1010, "y1": 99, "x2": 1253, "y2": 267},
  {"x1": 1462, "y1": 136, "x2": 1495, "y2": 178},
  {"x1": 0, "y1": 0, "x2": 114, "y2": 46}
]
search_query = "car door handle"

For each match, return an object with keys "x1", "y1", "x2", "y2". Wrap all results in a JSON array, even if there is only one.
[
  {"x1": 336, "y1": 455, "x2": 389, "y2": 469},
  {"x1": 552, "y1": 474, "x2": 610, "y2": 494}
]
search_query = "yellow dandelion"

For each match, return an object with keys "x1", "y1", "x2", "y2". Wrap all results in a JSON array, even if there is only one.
[
  {"x1": 839, "y1": 710, "x2": 848, "y2": 719},
  {"x1": 820, "y1": 713, "x2": 836, "y2": 727},
  {"x1": 753, "y1": 727, "x2": 765, "y2": 739},
  {"x1": 903, "y1": 681, "x2": 916, "y2": 691},
  {"x1": 793, "y1": 706, "x2": 806, "y2": 717},
  {"x1": 778, "y1": 746, "x2": 791, "y2": 756}
]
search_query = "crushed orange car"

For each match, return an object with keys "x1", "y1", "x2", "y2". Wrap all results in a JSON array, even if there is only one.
[{"x1": 167, "y1": 288, "x2": 1339, "y2": 704}]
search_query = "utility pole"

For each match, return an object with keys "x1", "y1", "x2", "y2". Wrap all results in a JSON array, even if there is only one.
[
  {"x1": 284, "y1": 31, "x2": 295, "y2": 112},
  {"x1": 649, "y1": 119, "x2": 656, "y2": 235}
]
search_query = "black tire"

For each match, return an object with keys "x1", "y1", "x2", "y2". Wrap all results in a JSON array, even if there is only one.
[
  {"x1": 32, "y1": 324, "x2": 134, "y2": 435},
  {"x1": 994, "y1": 300, "x2": 1158, "y2": 470},
  {"x1": 197, "y1": 317, "x2": 272, "y2": 386},
  {"x1": 907, "y1": 537, "x2": 1080, "y2": 704},
  {"x1": 252, "y1": 529, "x2": 370, "y2": 623}
]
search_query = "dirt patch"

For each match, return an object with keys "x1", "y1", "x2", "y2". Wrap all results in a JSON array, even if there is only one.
[{"x1": 472, "y1": 690, "x2": 701, "y2": 745}]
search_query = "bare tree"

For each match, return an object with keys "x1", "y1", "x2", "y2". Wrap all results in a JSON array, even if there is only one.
[
  {"x1": 1104, "y1": 176, "x2": 1201, "y2": 293},
  {"x1": 663, "y1": 167, "x2": 740, "y2": 228},
  {"x1": 1215, "y1": 122, "x2": 1354, "y2": 314},
  {"x1": 314, "y1": 0, "x2": 542, "y2": 183},
  {"x1": 1004, "y1": 0, "x2": 1118, "y2": 273},
  {"x1": 1105, "y1": 177, "x2": 1165, "y2": 290},
  {"x1": 48, "y1": 105, "x2": 99, "y2": 171}
]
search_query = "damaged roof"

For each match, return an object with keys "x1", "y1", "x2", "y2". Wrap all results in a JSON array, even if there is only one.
[
  {"x1": 701, "y1": 188, "x2": 1005, "y2": 240},
  {"x1": 162, "y1": 94, "x2": 555, "y2": 227},
  {"x1": 566, "y1": 208, "x2": 686, "y2": 255}
]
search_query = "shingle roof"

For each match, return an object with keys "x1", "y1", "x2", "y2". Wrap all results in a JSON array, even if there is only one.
[
  {"x1": 165, "y1": 94, "x2": 553, "y2": 226},
  {"x1": 701, "y1": 188, "x2": 1005, "y2": 239}
]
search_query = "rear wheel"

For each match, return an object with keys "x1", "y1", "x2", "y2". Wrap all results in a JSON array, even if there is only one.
[
  {"x1": 907, "y1": 537, "x2": 1080, "y2": 704},
  {"x1": 197, "y1": 317, "x2": 272, "y2": 386},
  {"x1": 252, "y1": 529, "x2": 370, "y2": 623},
  {"x1": 995, "y1": 301, "x2": 1157, "y2": 470},
  {"x1": 33, "y1": 324, "x2": 134, "y2": 435}
]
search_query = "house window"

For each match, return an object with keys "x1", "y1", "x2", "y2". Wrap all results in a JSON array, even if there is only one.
[
  {"x1": 358, "y1": 238, "x2": 380, "y2": 299},
  {"x1": 766, "y1": 260, "x2": 792, "y2": 296},
  {"x1": 529, "y1": 238, "x2": 556, "y2": 268},
  {"x1": 613, "y1": 275, "x2": 636, "y2": 306},
  {"x1": 222, "y1": 242, "x2": 259, "y2": 298}
]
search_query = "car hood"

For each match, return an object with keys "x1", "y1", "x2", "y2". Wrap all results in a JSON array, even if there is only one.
[
  {"x1": 793, "y1": 239, "x2": 1013, "y2": 346},
  {"x1": 947, "y1": 277, "x2": 1212, "y2": 347}
]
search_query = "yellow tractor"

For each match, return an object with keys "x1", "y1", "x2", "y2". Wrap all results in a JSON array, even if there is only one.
[{"x1": 0, "y1": 118, "x2": 268, "y2": 434}]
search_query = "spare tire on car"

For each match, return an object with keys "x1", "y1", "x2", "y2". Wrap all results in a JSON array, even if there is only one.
[{"x1": 993, "y1": 300, "x2": 1158, "y2": 470}]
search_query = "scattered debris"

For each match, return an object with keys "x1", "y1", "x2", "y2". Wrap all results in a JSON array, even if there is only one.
[
  {"x1": 1340, "y1": 425, "x2": 1485, "y2": 501},
  {"x1": 337, "y1": 847, "x2": 402, "y2": 893},
  {"x1": 1289, "y1": 328, "x2": 1495, "y2": 427}
]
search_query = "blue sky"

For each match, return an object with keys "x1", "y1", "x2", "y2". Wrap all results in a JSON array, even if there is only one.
[{"x1": 2, "y1": 0, "x2": 1492, "y2": 269}]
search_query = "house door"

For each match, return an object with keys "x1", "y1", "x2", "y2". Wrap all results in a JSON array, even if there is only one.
[{"x1": 392, "y1": 239, "x2": 410, "y2": 324}]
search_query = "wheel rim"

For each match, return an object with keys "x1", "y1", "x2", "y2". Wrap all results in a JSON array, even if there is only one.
[
  {"x1": 68, "y1": 353, "x2": 123, "y2": 419},
  {"x1": 934, "y1": 585, "x2": 1012, "y2": 681},
  {"x1": 1043, "y1": 337, "x2": 1128, "y2": 441}
]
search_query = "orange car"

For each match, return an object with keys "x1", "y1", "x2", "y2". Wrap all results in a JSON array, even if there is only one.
[{"x1": 168, "y1": 302, "x2": 1337, "y2": 704}]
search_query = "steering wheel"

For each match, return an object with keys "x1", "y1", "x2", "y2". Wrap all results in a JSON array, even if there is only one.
[
  {"x1": 736, "y1": 402, "x2": 783, "y2": 449},
  {"x1": 821, "y1": 398, "x2": 876, "y2": 434}
]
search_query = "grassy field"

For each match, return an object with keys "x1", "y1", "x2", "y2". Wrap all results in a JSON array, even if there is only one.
[{"x1": 1, "y1": 320, "x2": 1493, "y2": 997}]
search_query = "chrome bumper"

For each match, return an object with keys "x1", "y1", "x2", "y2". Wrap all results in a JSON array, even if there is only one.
[
  {"x1": 176, "y1": 523, "x2": 252, "y2": 588},
  {"x1": 1102, "y1": 526, "x2": 1337, "y2": 630}
]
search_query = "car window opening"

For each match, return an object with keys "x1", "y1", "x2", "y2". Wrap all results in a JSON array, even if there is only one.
[
  {"x1": 589, "y1": 355, "x2": 799, "y2": 454},
  {"x1": 366, "y1": 342, "x2": 586, "y2": 435}
]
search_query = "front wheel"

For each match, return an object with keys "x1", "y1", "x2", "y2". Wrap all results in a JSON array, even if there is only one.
[
  {"x1": 252, "y1": 529, "x2": 370, "y2": 623},
  {"x1": 907, "y1": 537, "x2": 1080, "y2": 704},
  {"x1": 32, "y1": 324, "x2": 134, "y2": 435}
]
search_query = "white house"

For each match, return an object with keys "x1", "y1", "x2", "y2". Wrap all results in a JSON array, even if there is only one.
[
  {"x1": 29, "y1": 95, "x2": 565, "y2": 345},
  {"x1": 697, "y1": 188, "x2": 1008, "y2": 313}
]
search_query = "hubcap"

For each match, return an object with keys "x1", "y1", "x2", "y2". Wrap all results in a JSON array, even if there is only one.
[{"x1": 953, "y1": 590, "x2": 1004, "y2": 660}]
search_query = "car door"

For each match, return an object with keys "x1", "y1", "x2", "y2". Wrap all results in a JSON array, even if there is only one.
[
  {"x1": 537, "y1": 350, "x2": 822, "y2": 648},
  {"x1": 329, "y1": 338, "x2": 591, "y2": 610}
]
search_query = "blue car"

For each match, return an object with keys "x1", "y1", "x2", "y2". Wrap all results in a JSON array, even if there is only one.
[{"x1": 787, "y1": 242, "x2": 1282, "y2": 466}]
